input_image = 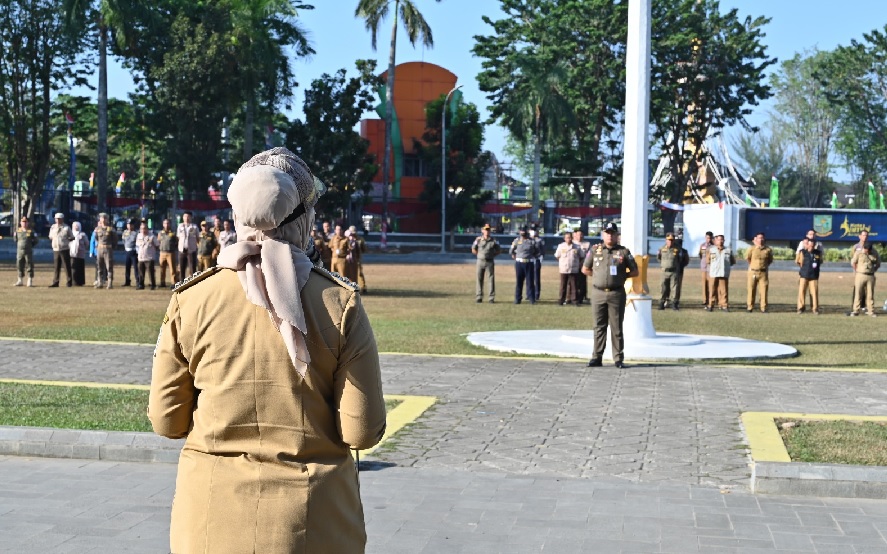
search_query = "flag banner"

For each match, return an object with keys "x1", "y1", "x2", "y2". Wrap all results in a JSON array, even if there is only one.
[
  {"x1": 868, "y1": 182, "x2": 878, "y2": 210},
  {"x1": 65, "y1": 112, "x2": 74, "y2": 125},
  {"x1": 89, "y1": 172, "x2": 94, "y2": 189},
  {"x1": 769, "y1": 176, "x2": 779, "y2": 208},
  {"x1": 831, "y1": 191, "x2": 838, "y2": 209}
]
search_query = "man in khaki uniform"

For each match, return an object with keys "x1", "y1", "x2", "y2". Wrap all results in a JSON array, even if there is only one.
[
  {"x1": 327, "y1": 224, "x2": 350, "y2": 276},
  {"x1": 14, "y1": 216, "x2": 39, "y2": 287},
  {"x1": 196, "y1": 221, "x2": 218, "y2": 270},
  {"x1": 746, "y1": 232, "x2": 774, "y2": 312},
  {"x1": 311, "y1": 227, "x2": 330, "y2": 269},
  {"x1": 94, "y1": 213, "x2": 117, "y2": 289},
  {"x1": 852, "y1": 230, "x2": 880, "y2": 312},
  {"x1": 581, "y1": 222, "x2": 639, "y2": 369},
  {"x1": 157, "y1": 219, "x2": 177, "y2": 288},
  {"x1": 657, "y1": 232, "x2": 689, "y2": 310},
  {"x1": 698, "y1": 231, "x2": 714, "y2": 306},
  {"x1": 850, "y1": 241, "x2": 880, "y2": 317},
  {"x1": 349, "y1": 225, "x2": 369, "y2": 293},
  {"x1": 707, "y1": 234, "x2": 735, "y2": 311},
  {"x1": 472, "y1": 223, "x2": 501, "y2": 303},
  {"x1": 149, "y1": 147, "x2": 385, "y2": 553}
]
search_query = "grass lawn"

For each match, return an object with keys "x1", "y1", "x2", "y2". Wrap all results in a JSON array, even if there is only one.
[
  {"x1": 0, "y1": 381, "x2": 401, "y2": 432},
  {"x1": 777, "y1": 419, "x2": 887, "y2": 465},
  {"x1": 0, "y1": 260, "x2": 884, "y2": 368}
]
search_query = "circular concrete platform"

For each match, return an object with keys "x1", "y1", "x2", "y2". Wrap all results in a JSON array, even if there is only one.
[{"x1": 466, "y1": 329, "x2": 798, "y2": 362}]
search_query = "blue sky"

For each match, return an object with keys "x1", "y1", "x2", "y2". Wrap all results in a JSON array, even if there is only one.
[{"x1": 84, "y1": 0, "x2": 884, "y2": 181}]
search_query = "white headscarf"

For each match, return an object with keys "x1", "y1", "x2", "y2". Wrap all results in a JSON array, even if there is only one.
[{"x1": 216, "y1": 148, "x2": 323, "y2": 377}]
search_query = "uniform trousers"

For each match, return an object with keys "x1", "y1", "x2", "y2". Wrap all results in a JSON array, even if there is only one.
[
  {"x1": 198, "y1": 255, "x2": 214, "y2": 272},
  {"x1": 476, "y1": 260, "x2": 495, "y2": 301},
  {"x1": 514, "y1": 261, "x2": 535, "y2": 303},
  {"x1": 138, "y1": 260, "x2": 156, "y2": 289},
  {"x1": 797, "y1": 278, "x2": 819, "y2": 312},
  {"x1": 709, "y1": 276, "x2": 729, "y2": 308},
  {"x1": 52, "y1": 250, "x2": 73, "y2": 286},
  {"x1": 178, "y1": 251, "x2": 197, "y2": 281},
  {"x1": 330, "y1": 257, "x2": 348, "y2": 277},
  {"x1": 575, "y1": 273, "x2": 588, "y2": 303},
  {"x1": 660, "y1": 270, "x2": 681, "y2": 306},
  {"x1": 344, "y1": 258, "x2": 358, "y2": 282},
  {"x1": 159, "y1": 252, "x2": 176, "y2": 286},
  {"x1": 72, "y1": 257, "x2": 86, "y2": 286},
  {"x1": 97, "y1": 247, "x2": 114, "y2": 285},
  {"x1": 532, "y1": 258, "x2": 542, "y2": 301},
  {"x1": 746, "y1": 270, "x2": 769, "y2": 311},
  {"x1": 701, "y1": 270, "x2": 711, "y2": 304},
  {"x1": 357, "y1": 262, "x2": 367, "y2": 291},
  {"x1": 853, "y1": 274, "x2": 876, "y2": 314},
  {"x1": 17, "y1": 251, "x2": 34, "y2": 278},
  {"x1": 591, "y1": 287, "x2": 627, "y2": 363},
  {"x1": 558, "y1": 273, "x2": 578, "y2": 305},
  {"x1": 124, "y1": 250, "x2": 140, "y2": 285}
]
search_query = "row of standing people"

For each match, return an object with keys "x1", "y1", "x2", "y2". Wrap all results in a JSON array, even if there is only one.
[{"x1": 310, "y1": 223, "x2": 368, "y2": 293}]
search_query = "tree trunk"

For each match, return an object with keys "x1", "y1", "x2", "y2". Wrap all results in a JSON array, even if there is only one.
[
  {"x1": 243, "y1": 94, "x2": 254, "y2": 160},
  {"x1": 532, "y1": 104, "x2": 541, "y2": 224},
  {"x1": 382, "y1": 1, "x2": 399, "y2": 225},
  {"x1": 96, "y1": 23, "x2": 108, "y2": 215}
]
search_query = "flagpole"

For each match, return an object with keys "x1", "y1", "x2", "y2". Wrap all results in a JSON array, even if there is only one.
[{"x1": 67, "y1": 114, "x2": 76, "y2": 214}]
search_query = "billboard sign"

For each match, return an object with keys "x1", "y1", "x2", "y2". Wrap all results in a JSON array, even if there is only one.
[{"x1": 744, "y1": 208, "x2": 884, "y2": 242}]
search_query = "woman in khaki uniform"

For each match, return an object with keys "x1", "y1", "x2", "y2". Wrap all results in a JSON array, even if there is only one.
[{"x1": 150, "y1": 148, "x2": 386, "y2": 554}]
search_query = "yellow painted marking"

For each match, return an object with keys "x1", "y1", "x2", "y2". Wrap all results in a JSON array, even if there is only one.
[
  {"x1": 360, "y1": 394, "x2": 437, "y2": 456},
  {"x1": 0, "y1": 378, "x2": 149, "y2": 390},
  {"x1": 0, "y1": 336, "x2": 152, "y2": 347},
  {"x1": 742, "y1": 411, "x2": 887, "y2": 463}
]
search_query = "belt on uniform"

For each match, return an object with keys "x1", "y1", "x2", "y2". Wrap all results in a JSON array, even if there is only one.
[
  {"x1": 515, "y1": 258, "x2": 531, "y2": 263},
  {"x1": 751, "y1": 268, "x2": 767, "y2": 272},
  {"x1": 593, "y1": 285, "x2": 620, "y2": 292}
]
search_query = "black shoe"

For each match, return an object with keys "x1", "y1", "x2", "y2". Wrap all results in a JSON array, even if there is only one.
[
  {"x1": 587, "y1": 358, "x2": 602, "y2": 367},
  {"x1": 672, "y1": 305, "x2": 680, "y2": 311},
  {"x1": 122, "y1": 283, "x2": 131, "y2": 287},
  {"x1": 136, "y1": 285, "x2": 145, "y2": 290},
  {"x1": 476, "y1": 298, "x2": 482, "y2": 303},
  {"x1": 514, "y1": 300, "x2": 521, "y2": 304},
  {"x1": 658, "y1": 304, "x2": 665, "y2": 310},
  {"x1": 615, "y1": 361, "x2": 625, "y2": 369},
  {"x1": 721, "y1": 307, "x2": 730, "y2": 312},
  {"x1": 705, "y1": 306, "x2": 712, "y2": 312},
  {"x1": 150, "y1": 285, "x2": 156, "y2": 291},
  {"x1": 489, "y1": 299, "x2": 495, "y2": 304},
  {"x1": 746, "y1": 309, "x2": 753, "y2": 313},
  {"x1": 761, "y1": 309, "x2": 769, "y2": 313},
  {"x1": 48, "y1": 283, "x2": 59, "y2": 287}
]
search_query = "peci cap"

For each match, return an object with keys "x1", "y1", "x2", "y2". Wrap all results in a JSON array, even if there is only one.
[{"x1": 603, "y1": 222, "x2": 618, "y2": 234}]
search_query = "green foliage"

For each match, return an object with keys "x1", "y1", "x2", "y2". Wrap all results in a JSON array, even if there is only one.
[
  {"x1": 0, "y1": 1, "x2": 91, "y2": 217},
  {"x1": 473, "y1": 0, "x2": 627, "y2": 205},
  {"x1": 650, "y1": 0, "x2": 775, "y2": 208},
  {"x1": 779, "y1": 419, "x2": 887, "y2": 466},
  {"x1": 285, "y1": 60, "x2": 379, "y2": 221},
  {"x1": 817, "y1": 25, "x2": 887, "y2": 185},
  {"x1": 417, "y1": 96, "x2": 492, "y2": 230}
]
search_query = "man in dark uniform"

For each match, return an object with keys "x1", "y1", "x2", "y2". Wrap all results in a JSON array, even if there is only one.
[
  {"x1": 472, "y1": 223, "x2": 501, "y2": 303},
  {"x1": 657, "y1": 232, "x2": 689, "y2": 310},
  {"x1": 529, "y1": 225, "x2": 544, "y2": 301},
  {"x1": 509, "y1": 227, "x2": 538, "y2": 304},
  {"x1": 14, "y1": 216, "x2": 39, "y2": 287},
  {"x1": 157, "y1": 218, "x2": 178, "y2": 289},
  {"x1": 581, "y1": 222, "x2": 639, "y2": 368},
  {"x1": 122, "y1": 219, "x2": 141, "y2": 286}
]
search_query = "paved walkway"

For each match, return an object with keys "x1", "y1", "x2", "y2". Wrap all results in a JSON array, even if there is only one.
[{"x1": 1, "y1": 339, "x2": 886, "y2": 552}]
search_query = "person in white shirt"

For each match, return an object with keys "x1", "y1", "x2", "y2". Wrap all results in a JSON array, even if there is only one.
[
  {"x1": 69, "y1": 221, "x2": 89, "y2": 286},
  {"x1": 136, "y1": 221, "x2": 159, "y2": 290},
  {"x1": 555, "y1": 231, "x2": 583, "y2": 306},
  {"x1": 218, "y1": 219, "x2": 237, "y2": 251},
  {"x1": 49, "y1": 213, "x2": 75, "y2": 287},
  {"x1": 176, "y1": 211, "x2": 199, "y2": 281}
]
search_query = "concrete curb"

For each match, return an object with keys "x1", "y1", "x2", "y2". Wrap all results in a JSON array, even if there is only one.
[
  {"x1": 752, "y1": 461, "x2": 887, "y2": 499},
  {"x1": 0, "y1": 425, "x2": 183, "y2": 464}
]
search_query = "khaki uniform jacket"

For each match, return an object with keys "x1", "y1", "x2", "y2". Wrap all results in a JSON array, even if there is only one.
[
  {"x1": 16, "y1": 229, "x2": 38, "y2": 254},
  {"x1": 49, "y1": 223, "x2": 74, "y2": 251},
  {"x1": 472, "y1": 236, "x2": 501, "y2": 261},
  {"x1": 746, "y1": 245, "x2": 773, "y2": 271},
  {"x1": 157, "y1": 230, "x2": 177, "y2": 252},
  {"x1": 95, "y1": 226, "x2": 117, "y2": 249},
  {"x1": 149, "y1": 268, "x2": 386, "y2": 553},
  {"x1": 328, "y1": 235, "x2": 350, "y2": 259},
  {"x1": 852, "y1": 250, "x2": 880, "y2": 274}
]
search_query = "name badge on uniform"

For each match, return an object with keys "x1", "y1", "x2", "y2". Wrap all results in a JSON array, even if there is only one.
[{"x1": 610, "y1": 265, "x2": 618, "y2": 276}]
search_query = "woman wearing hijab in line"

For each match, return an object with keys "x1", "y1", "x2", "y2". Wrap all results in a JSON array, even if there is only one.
[
  {"x1": 149, "y1": 147, "x2": 387, "y2": 554},
  {"x1": 69, "y1": 222, "x2": 89, "y2": 286}
]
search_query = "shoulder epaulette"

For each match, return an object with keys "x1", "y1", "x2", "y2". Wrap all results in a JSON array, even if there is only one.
[
  {"x1": 311, "y1": 265, "x2": 359, "y2": 291},
  {"x1": 173, "y1": 265, "x2": 226, "y2": 293}
]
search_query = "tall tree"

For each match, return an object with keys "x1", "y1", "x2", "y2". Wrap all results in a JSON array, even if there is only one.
[
  {"x1": 62, "y1": 0, "x2": 137, "y2": 214},
  {"x1": 817, "y1": 25, "x2": 887, "y2": 195},
  {"x1": 0, "y1": 1, "x2": 89, "y2": 221},
  {"x1": 286, "y1": 60, "x2": 379, "y2": 220},
  {"x1": 227, "y1": 0, "x2": 313, "y2": 160},
  {"x1": 474, "y1": 0, "x2": 627, "y2": 208},
  {"x1": 355, "y1": 0, "x2": 439, "y2": 224},
  {"x1": 650, "y1": 0, "x2": 775, "y2": 231},
  {"x1": 769, "y1": 51, "x2": 838, "y2": 207},
  {"x1": 418, "y1": 95, "x2": 492, "y2": 237}
]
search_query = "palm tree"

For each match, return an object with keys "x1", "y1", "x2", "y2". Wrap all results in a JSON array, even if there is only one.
[
  {"x1": 228, "y1": 0, "x2": 313, "y2": 160},
  {"x1": 502, "y1": 59, "x2": 572, "y2": 220},
  {"x1": 355, "y1": 0, "x2": 439, "y2": 223},
  {"x1": 63, "y1": 0, "x2": 131, "y2": 215}
]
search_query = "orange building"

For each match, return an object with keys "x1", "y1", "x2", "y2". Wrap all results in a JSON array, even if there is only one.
[{"x1": 360, "y1": 62, "x2": 457, "y2": 232}]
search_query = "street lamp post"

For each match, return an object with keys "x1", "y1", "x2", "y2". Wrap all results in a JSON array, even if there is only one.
[{"x1": 441, "y1": 84, "x2": 462, "y2": 253}]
